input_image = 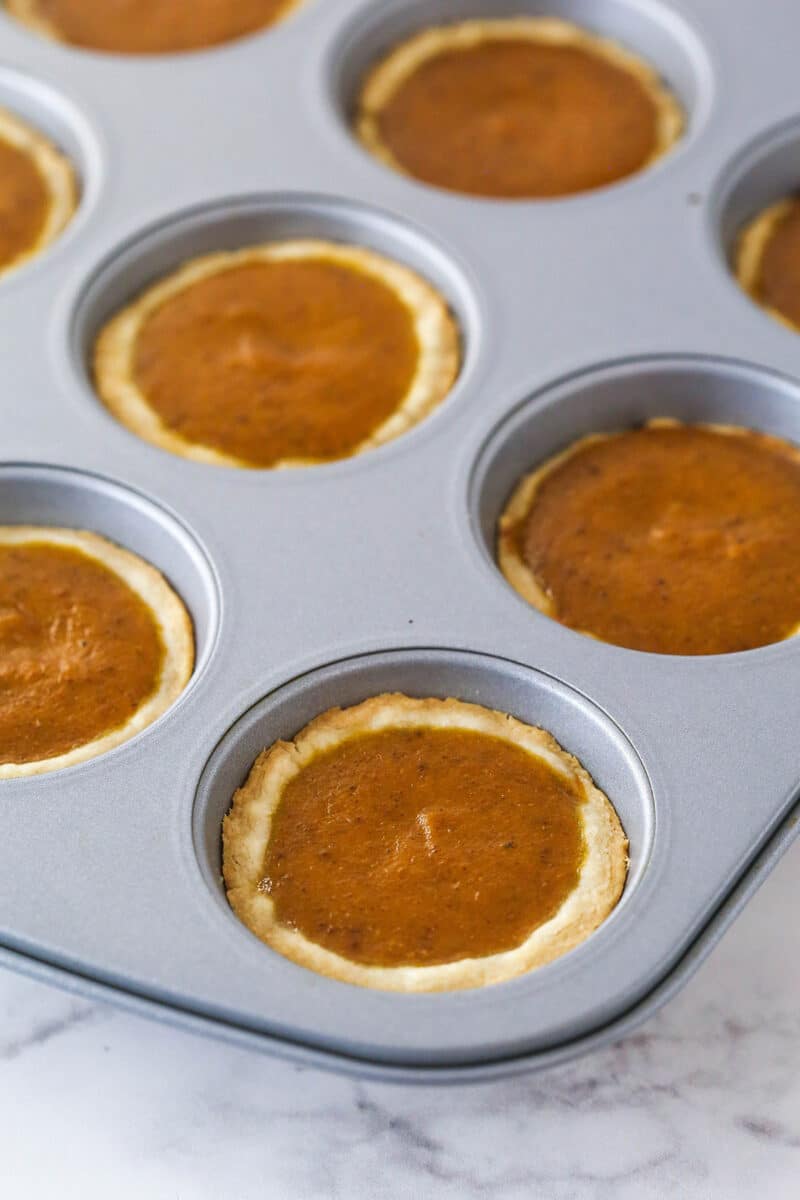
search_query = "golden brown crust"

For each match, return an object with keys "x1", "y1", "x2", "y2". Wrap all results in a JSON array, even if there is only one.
[
  {"x1": 92, "y1": 240, "x2": 461, "y2": 468},
  {"x1": 356, "y1": 17, "x2": 684, "y2": 187},
  {"x1": 0, "y1": 106, "x2": 77, "y2": 279},
  {"x1": 498, "y1": 418, "x2": 800, "y2": 642},
  {"x1": 0, "y1": 526, "x2": 194, "y2": 778},
  {"x1": 222, "y1": 693, "x2": 628, "y2": 992},
  {"x1": 735, "y1": 199, "x2": 800, "y2": 332}
]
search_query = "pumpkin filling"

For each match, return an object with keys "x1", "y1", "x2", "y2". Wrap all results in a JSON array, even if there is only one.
[
  {"x1": 360, "y1": 31, "x2": 668, "y2": 198},
  {"x1": 259, "y1": 726, "x2": 586, "y2": 967},
  {"x1": 0, "y1": 135, "x2": 49, "y2": 270},
  {"x1": 506, "y1": 424, "x2": 800, "y2": 655},
  {"x1": 0, "y1": 542, "x2": 164, "y2": 764},
  {"x1": 7, "y1": 0, "x2": 296, "y2": 54},
  {"x1": 749, "y1": 198, "x2": 800, "y2": 330},
  {"x1": 127, "y1": 259, "x2": 422, "y2": 466}
]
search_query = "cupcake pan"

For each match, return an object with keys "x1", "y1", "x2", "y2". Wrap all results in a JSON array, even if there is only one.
[{"x1": 1, "y1": 0, "x2": 799, "y2": 1081}]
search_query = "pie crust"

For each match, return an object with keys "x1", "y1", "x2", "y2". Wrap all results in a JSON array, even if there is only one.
[
  {"x1": 0, "y1": 526, "x2": 194, "y2": 778},
  {"x1": 93, "y1": 239, "x2": 461, "y2": 468},
  {"x1": 356, "y1": 17, "x2": 684, "y2": 189},
  {"x1": 223, "y1": 693, "x2": 628, "y2": 992},
  {"x1": 0, "y1": 106, "x2": 77, "y2": 279},
  {"x1": 735, "y1": 198, "x2": 800, "y2": 332},
  {"x1": 498, "y1": 418, "x2": 800, "y2": 642}
]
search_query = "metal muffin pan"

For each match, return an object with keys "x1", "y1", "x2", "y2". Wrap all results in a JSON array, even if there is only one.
[{"x1": 2, "y1": 0, "x2": 800, "y2": 1081}]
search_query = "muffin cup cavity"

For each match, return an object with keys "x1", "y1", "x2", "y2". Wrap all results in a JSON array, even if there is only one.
[
  {"x1": 193, "y1": 648, "x2": 654, "y2": 950},
  {"x1": 717, "y1": 121, "x2": 800, "y2": 252},
  {"x1": 67, "y1": 193, "x2": 481, "y2": 463},
  {"x1": 0, "y1": 67, "x2": 102, "y2": 268},
  {"x1": 0, "y1": 464, "x2": 220, "y2": 726},
  {"x1": 327, "y1": 0, "x2": 711, "y2": 177},
  {"x1": 716, "y1": 120, "x2": 800, "y2": 324},
  {"x1": 470, "y1": 355, "x2": 800, "y2": 655}
]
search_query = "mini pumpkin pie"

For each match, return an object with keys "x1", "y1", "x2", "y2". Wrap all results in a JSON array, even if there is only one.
[
  {"x1": 4, "y1": 0, "x2": 299, "y2": 54},
  {"x1": 223, "y1": 694, "x2": 627, "y2": 992},
  {"x1": 0, "y1": 527, "x2": 193, "y2": 777},
  {"x1": 0, "y1": 107, "x2": 76, "y2": 279},
  {"x1": 735, "y1": 197, "x2": 800, "y2": 333},
  {"x1": 93, "y1": 240, "x2": 460, "y2": 468},
  {"x1": 355, "y1": 17, "x2": 683, "y2": 199},
  {"x1": 499, "y1": 419, "x2": 800, "y2": 655}
]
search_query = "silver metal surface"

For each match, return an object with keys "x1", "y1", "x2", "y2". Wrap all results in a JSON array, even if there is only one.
[{"x1": 1, "y1": 0, "x2": 799, "y2": 1080}]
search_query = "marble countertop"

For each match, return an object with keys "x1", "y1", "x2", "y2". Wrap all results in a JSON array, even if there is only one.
[{"x1": 1, "y1": 842, "x2": 799, "y2": 1199}]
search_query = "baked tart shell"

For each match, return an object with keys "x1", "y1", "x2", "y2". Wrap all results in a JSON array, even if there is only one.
[
  {"x1": 0, "y1": 526, "x2": 194, "y2": 778},
  {"x1": 356, "y1": 17, "x2": 684, "y2": 191},
  {"x1": 0, "y1": 106, "x2": 77, "y2": 279},
  {"x1": 223, "y1": 693, "x2": 628, "y2": 992},
  {"x1": 93, "y1": 239, "x2": 461, "y2": 469}
]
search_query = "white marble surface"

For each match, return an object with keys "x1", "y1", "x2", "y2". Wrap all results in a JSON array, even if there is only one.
[{"x1": 1, "y1": 842, "x2": 799, "y2": 1199}]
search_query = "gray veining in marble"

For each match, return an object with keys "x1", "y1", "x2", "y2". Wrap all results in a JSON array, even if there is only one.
[{"x1": 2, "y1": 838, "x2": 799, "y2": 1199}]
